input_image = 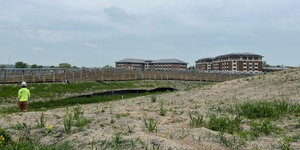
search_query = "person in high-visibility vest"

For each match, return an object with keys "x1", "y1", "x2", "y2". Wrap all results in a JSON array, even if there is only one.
[{"x1": 17, "y1": 81, "x2": 31, "y2": 112}]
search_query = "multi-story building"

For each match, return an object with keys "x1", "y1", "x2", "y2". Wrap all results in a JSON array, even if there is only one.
[
  {"x1": 195, "y1": 57, "x2": 214, "y2": 71},
  {"x1": 115, "y1": 58, "x2": 188, "y2": 70},
  {"x1": 196, "y1": 52, "x2": 263, "y2": 72}
]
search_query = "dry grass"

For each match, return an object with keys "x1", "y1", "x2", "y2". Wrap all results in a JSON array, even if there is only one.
[{"x1": 1, "y1": 68, "x2": 300, "y2": 149}]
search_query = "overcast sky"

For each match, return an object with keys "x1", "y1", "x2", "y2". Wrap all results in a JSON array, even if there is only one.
[{"x1": 0, "y1": 0, "x2": 299, "y2": 67}]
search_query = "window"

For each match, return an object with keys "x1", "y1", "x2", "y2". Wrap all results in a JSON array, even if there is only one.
[
  {"x1": 244, "y1": 61, "x2": 246, "y2": 63},
  {"x1": 233, "y1": 64, "x2": 236, "y2": 66},
  {"x1": 233, "y1": 61, "x2": 236, "y2": 63},
  {"x1": 243, "y1": 64, "x2": 246, "y2": 67},
  {"x1": 243, "y1": 57, "x2": 247, "y2": 60}
]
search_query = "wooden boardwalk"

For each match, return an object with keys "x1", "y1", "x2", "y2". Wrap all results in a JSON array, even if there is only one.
[{"x1": 0, "y1": 68, "x2": 256, "y2": 84}]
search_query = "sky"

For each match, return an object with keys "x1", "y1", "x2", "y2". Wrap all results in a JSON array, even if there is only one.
[{"x1": 0, "y1": 0, "x2": 300, "y2": 67}]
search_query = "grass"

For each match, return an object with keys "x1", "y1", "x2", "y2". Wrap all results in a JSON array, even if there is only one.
[
  {"x1": 236, "y1": 100, "x2": 300, "y2": 119},
  {"x1": 207, "y1": 114, "x2": 243, "y2": 134},
  {"x1": 0, "y1": 91, "x2": 166, "y2": 114},
  {"x1": 0, "y1": 80, "x2": 214, "y2": 103},
  {"x1": 0, "y1": 127, "x2": 74, "y2": 149}
]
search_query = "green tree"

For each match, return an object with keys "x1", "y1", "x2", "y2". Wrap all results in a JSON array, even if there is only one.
[
  {"x1": 37, "y1": 65, "x2": 43, "y2": 68},
  {"x1": 15, "y1": 61, "x2": 28, "y2": 68},
  {"x1": 188, "y1": 65, "x2": 195, "y2": 70},
  {"x1": 262, "y1": 61, "x2": 271, "y2": 67},
  {"x1": 103, "y1": 65, "x2": 113, "y2": 68},
  {"x1": 31, "y1": 64, "x2": 38, "y2": 68},
  {"x1": 71, "y1": 66, "x2": 79, "y2": 69},
  {"x1": 59, "y1": 63, "x2": 71, "y2": 68},
  {"x1": 50, "y1": 65, "x2": 56, "y2": 68}
]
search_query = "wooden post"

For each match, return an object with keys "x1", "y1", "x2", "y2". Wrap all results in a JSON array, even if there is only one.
[
  {"x1": 102, "y1": 76, "x2": 104, "y2": 81},
  {"x1": 43, "y1": 76, "x2": 45, "y2": 83},
  {"x1": 33, "y1": 75, "x2": 35, "y2": 83}
]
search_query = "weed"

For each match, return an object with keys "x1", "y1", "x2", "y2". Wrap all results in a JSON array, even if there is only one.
[
  {"x1": 279, "y1": 135, "x2": 294, "y2": 150},
  {"x1": 36, "y1": 112, "x2": 46, "y2": 128},
  {"x1": 111, "y1": 119, "x2": 116, "y2": 124},
  {"x1": 73, "y1": 104, "x2": 84, "y2": 120},
  {"x1": 189, "y1": 113, "x2": 204, "y2": 128},
  {"x1": 114, "y1": 132, "x2": 123, "y2": 145},
  {"x1": 144, "y1": 118, "x2": 158, "y2": 132},
  {"x1": 159, "y1": 107, "x2": 168, "y2": 116},
  {"x1": 219, "y1": 132, "x2": 233, "y2": 148},
  {"x1": 128, "y1": 125, "x2": 133, "y2": 133},
  {"x1": 63, "y1": 108, "x2": 73, "y2": 134},
  {"x1": 150, "y1": 95, "x2": 157, "y2": 103}
]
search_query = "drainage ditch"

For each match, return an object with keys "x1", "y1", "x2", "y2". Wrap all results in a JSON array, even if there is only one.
[{"x1": 68, "y1": 87, "x2": 177, "y2": 99}]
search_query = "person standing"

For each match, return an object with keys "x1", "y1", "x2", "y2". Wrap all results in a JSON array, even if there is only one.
[{"x1": 18, "y1": 81, "x2": 30, "y2": 112}]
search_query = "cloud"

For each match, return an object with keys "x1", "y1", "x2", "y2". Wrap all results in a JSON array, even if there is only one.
[
  {"x1": 85, "y1": 42, "x2": 98, "y2": 48},
  {"x1": 32, "y1": 47, "x2": 44, "y2": 51},
  {"x1": 216, "y1": 36, "x2": 227, "y2": 41}
]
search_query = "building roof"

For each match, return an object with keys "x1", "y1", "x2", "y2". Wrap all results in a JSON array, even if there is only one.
[
  {"x1": 115, "y1": 58, "x2": 146, "y2": 63},
  {"x1": 116, "y1": 58, "x2": 188, "y2": 64},
  {"x1": 150, "y1": 59, "x2": 188, "y2": 64},
  {"x1": 195, "y1": 57, "x2": 215, "y2": 62},
  {"x1": 263, "y1": 67, "x2": 290, "y2": 71},
  {"x1": 215, "y1": 52, "x2": 263, "y2": 59}
]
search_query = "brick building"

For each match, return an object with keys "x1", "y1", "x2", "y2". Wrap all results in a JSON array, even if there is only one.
[
  {"x1": 115, "y1": 58, "x2": 188, "y2": 70},
  {"x1": 196, "y1": 52, "x2": 263, "y2": 72}
]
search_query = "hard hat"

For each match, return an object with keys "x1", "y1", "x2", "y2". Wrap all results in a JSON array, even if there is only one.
[{"x1": 21, "y1": 81, "x2": 27, "y2": 86}]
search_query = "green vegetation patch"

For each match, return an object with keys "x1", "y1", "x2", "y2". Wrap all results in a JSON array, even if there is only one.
[{"x1": 0, "y1": 91, "x2": 165, "y2": 114}]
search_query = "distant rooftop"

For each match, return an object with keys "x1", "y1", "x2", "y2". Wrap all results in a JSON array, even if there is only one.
[
  {"x1": 116, "y1": 58, "x2": 188, "y2": 64},
  {"x1": 195, "y1": 57, "x2": 215, "y2": 62},
  {"x1": 215, "y1": 52, "x2": 263, "y2": 59},
  {"x1": 151, "y1": 59, "x2": 188, "y2": 64},
  {"x1": 115, "y1": 58, "x2": 146, "y2": 63}
]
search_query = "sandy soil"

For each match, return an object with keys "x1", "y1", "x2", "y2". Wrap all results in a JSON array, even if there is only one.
[{"x1": 1, "y1": 68, "x2": 300, "y2": 150}]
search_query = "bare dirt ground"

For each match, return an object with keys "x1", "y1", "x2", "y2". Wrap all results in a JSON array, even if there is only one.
[{"x1": 1, "y1": 68, "x2": 300, "y2": 150}]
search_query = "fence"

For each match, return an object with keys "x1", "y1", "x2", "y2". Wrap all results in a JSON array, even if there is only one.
[{"x1": 0, "y1": 68, "x2": 258, "y2": 84}]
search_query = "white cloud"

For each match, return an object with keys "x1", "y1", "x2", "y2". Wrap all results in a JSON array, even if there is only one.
[
  {"x1": 85, "y1": 42, "x2": 98, "y2": 48},
  {"x1": 32, "y1": 47, "x2": 44, "y2": 51}
]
